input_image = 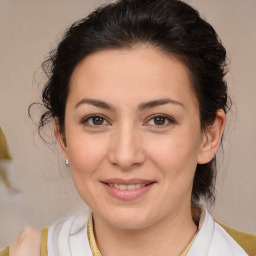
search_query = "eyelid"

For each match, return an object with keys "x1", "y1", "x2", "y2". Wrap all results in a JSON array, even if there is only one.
[
  {"x1": 144, "y1": 113, "x2": 177, "y2": 127},
  {"x1": 80, "y1": 113, "x2": 176, "y2": 128},
  {"x1": 81, "y1": 114, "x2": 111, "y2": 127}
]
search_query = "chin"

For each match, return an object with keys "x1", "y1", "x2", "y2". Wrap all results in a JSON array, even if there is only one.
[{"x1": 102, "y1": 207, "x2": 157, "y2": 230}]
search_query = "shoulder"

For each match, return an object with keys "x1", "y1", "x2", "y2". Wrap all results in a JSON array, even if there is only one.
[
  {"x1": 192, "y1": 207, "x2": 254, "y2": 256},
  {"x1": 9, "y1": 226, "x2": 41, "y2": 256},
  {"x1": 217, "y1": 222, "x2": 256, "y2": 256}
]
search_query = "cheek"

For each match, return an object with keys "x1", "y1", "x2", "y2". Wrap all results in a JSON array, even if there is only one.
[
  {"x1": 67, "y1": 135, "x2": 109, "y2": 178},
  {"x1": 146, "y1": 130, "x2": 202, "y2": 178},
  {"x1": 66, "y1": 135, "x2": 110, "y2": 206}
]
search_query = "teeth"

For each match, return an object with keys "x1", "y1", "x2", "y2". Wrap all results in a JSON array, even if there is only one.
[
  {"x1": 108, "y1": 183, "x2": 149, "y2": 190},
  {"x1": 135, "y1": 184, "x2": 141, "y2": 189},
  {"x1": 127, "y1": 184, "x2": 136, "y2": 190},
  {"x1": 119, "y1": 184, "x2": 127, "y2": 190}
]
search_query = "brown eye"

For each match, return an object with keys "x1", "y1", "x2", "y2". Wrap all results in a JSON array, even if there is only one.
[
  {"x1": 154, "y1": 116, "x2": 166, "y2": 125},
  {"x1": 92, "y1": 116, "x2": 104, "y2": 125},
  {"x1": 146, "y1": 114, "x2": 175, "y2": 128},
  {"x1": 82, "y1": 115, "x2": 109, "y2": 127}
]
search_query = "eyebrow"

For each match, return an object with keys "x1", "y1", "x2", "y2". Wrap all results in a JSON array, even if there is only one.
[
  {"x1": 75, "y1": 98, "x2": 114, "y2": 110},
  {"x1": 138, "y1": 98, "x2": 185, "y2": 111},
  {"x1": 75, "y1": 98, "x2": 184, "y2": 110}
]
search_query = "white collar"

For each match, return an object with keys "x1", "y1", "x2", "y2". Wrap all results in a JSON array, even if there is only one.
[
  {"x1": 188, "y1": 208, "x2": 248, "y2": 256},
  {"x1": 48, "y1": 207, "x2": 248, "y2": 256},
  {"x1": 48, "y1": 214, "x2": 92, "y2": 256}
]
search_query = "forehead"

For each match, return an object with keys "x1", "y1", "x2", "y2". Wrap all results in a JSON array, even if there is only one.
[{"x1": 68, "y1": 46, "x2": 198, "y2": 110}]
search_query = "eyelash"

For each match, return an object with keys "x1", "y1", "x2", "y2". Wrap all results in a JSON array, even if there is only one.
[
  {"x1": 81, "y1": 114, "x2": 110, "y2": 128},
  {"x1": 81, "y1": 114, "x2": 176, "y2": 128},
  {"x1": 145, "y1": 114, "x2": 176, "y2": 128}
]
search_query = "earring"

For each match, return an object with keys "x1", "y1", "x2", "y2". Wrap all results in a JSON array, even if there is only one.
[{"x1": 65, "y1": 159, "x2": 70, "y2": 167}]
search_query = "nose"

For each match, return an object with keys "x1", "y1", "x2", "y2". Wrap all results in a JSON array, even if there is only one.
[{"x1": 108, "y1": 125, "x2": 146, "y2": 170}]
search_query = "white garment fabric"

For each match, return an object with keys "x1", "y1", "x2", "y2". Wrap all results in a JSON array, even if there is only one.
[
  {"x1": 187, "y1": 208, "x2": 248, "y2": 256},
  {"x1": 48, "y1": 213, "x2": 92, "y2": 256},
  {"x1": 48, "y1": 208, "x2": 248, "y2": 256}
]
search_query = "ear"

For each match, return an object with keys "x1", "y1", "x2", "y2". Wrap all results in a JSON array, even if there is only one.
[
  {"x1": 54, "y1": 118, "x2": 68, "y2": 159},
  {"x1": 197, "y1": 109, "x2": 226, "y2": 164}
]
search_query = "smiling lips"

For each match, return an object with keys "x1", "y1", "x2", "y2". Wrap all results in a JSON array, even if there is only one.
[
  {"x1": 108, "y1": 183, "x2": 146, "y2": 190},
  {"x1": 101, "y1": 179, "x2": 156, "y2": 200}
]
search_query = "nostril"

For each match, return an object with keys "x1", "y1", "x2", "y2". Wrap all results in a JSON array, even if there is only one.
[{"x1": 108, "y1": 150, "x2": 146, "y2": 170}]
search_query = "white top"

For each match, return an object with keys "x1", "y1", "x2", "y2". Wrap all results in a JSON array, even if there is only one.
[{"x1": 48, "y1": 208, "x2": 248, "y2": 256}]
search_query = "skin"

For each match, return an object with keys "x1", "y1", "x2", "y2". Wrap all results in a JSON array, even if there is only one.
[
  {"x1": 55, "y1": 46, "x2": 225, "y2": 256},
  {"x1": 10, "y1": 226, "x2": 41, "y2": 256}
]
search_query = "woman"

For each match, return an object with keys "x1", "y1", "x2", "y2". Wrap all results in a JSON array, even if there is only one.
[{"x1": 1, "y1": 0, "x2": 255, "y2": 255}]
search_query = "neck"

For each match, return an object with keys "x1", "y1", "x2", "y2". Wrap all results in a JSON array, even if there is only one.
[{"x1": 93, "y1": 204, "x2": 198, "y2": 256}]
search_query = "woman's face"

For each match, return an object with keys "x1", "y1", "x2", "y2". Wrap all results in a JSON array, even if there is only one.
[{"x1": 58, "y1": 47, "x2": 213, "y2": 229}]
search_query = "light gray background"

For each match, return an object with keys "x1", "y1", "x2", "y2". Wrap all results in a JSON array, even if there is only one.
[{"x1": 0, "y1": 0, "x2": 255, "y2": 248}]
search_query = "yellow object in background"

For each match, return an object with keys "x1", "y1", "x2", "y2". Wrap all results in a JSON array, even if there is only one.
[
  {"x1": 0, "y1": 126, "x2": 12, "y2": 187},
  {"x1": 0, "y1": 127, "x2": 11, "y2": 161}
]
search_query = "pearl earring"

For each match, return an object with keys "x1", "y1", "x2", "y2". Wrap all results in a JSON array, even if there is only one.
[{"x1": 65, "y1": 159, "x2": 70, "y2": 167}]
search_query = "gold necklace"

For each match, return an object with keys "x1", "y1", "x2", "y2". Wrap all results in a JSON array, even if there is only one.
[
  {"x1": 87, "y1": 213, "x2": 194, "y2": 256},
  {"x1": 87, "y1": 214, "x2": 102, "y2": 256}
]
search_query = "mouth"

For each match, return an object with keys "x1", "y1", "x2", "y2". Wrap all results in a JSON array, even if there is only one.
[
  {"x1": 102, "y1": 182, "x2": 154, "y2": 190},
  {"x1": 101, "y1": 179, "x2": 156, "y2": 200}
]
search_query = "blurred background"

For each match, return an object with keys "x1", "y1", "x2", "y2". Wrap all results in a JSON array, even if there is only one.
[{"x1": 0, "y1": 0, "x2": 255, "y2": 249}]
